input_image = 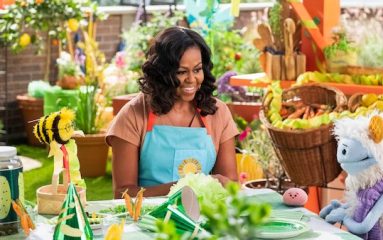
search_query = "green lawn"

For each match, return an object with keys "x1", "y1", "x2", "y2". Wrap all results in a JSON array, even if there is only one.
[{"x1": 17, "y1": 145, "x2": 114, "y2": 202}]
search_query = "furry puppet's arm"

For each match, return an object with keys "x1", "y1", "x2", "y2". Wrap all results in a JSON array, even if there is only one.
[
  {"x1": 342, "y1": 194, "x2": 383, "y2": 234},
  {"x1": 320, "y1": 200, "x2": 349, "y2": 223}
]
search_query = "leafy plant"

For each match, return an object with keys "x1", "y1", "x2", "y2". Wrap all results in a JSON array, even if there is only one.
[
  {"x1": 268, "y1": 0, "x2": 283, "y2": 46},
  {"x1": 0, "y1": 0, "x2": 99, "y2": 81},
  {"x1": 102, "y1": 51, "x2": 140, "y2": 106},
  {"x1": 235, "y1": 117, "x2": 284, "y2": 181},
  {"x1": 168, "y1": 173, "x2": 228, "y2": 210},
  {"x1": 154, "y1": 182, "x2": 271, "y2": 239},
  {"x1": 324, "y1": 28, "x2": 356, "y2": 59},
  {"x1": 0, "y1": 0, "x2": 90, "y2": 52},
  {"x1": 121, "y1": 11, "x2": 185, "y2": 73},
  {"x1": 202, "y1": 24, "x2": 261, "y2": 79},
  {"x1": 357, "y1": 36, "x2": 383, "y2": 68},
  {"x1": 75, "y1": 30, "x2": 107, "y2": 134},
  {"x1": 56, "y1": 51, "x2": 83, "y2": 79}
]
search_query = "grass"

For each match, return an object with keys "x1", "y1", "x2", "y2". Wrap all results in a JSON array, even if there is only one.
[{"x1": 17, "y1": 144, "x2": 114, "y2": 202}]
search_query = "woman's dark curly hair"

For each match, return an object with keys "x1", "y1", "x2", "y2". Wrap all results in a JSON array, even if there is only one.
[{"x1": 139, "y1": 26, "x2": 217, "y2": 116}]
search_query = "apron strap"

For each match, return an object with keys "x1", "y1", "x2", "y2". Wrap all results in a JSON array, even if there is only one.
[
  {"x1": 147, "y1": 108, "x2": 211, "y2": 135},
  {"x1": 196, "y1": 109, "x2": 211, "y2": 135},
  {"x1": 147, "y1": 110, "x2": 156, "y2": 131}
]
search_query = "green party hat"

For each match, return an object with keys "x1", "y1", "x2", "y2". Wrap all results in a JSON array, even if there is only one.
[
  {"x1": 149, "y1": 186, "x2": 201, "y2": 234},
  {"x1": 53, "y1": 183, "x2": 93, "y2": 240}
]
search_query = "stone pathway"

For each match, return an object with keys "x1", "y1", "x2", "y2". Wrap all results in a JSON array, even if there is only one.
[{"x1": 19, "y1": 155, "x2": 42, "y2": 171}]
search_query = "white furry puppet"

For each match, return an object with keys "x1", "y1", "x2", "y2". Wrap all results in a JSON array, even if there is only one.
[{"x1": 320, "y1": 112, "x2": 383, "y2": 240}]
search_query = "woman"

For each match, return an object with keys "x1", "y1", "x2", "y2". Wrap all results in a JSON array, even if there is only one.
[{"x1": 106, "y1": 27, "x2": 238, "y2": 198}]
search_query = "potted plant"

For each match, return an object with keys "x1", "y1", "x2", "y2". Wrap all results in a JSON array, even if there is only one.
[
  {"x1": 72, "y1": 22, "x2": 109, "y2": 178},
  {"x1": 0, "y1": 0, "x2": 92, "y2": 145},
  {"x1": 235, "y1": 117, "x2": 294, "y2": 193},
  {"x1": 324, "y1": 27, "x2": 358, "y2": 73},
  {"x1": 56, "y1": 51, "x2": 84, "y2": 90},
  {"x1": 104, "y1": 51, "x2": 140, "y2": 115}
]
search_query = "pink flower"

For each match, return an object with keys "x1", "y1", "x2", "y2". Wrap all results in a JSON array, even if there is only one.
[
  {"x1": 238, "y1": 127, "x2": 251, "y2": 142},
  {"x1": 239, "y1": 172, "x2": 248, "y2": 184},
  {"x1": 115, "y1": 51, "x2": 126, "y2": 69}
]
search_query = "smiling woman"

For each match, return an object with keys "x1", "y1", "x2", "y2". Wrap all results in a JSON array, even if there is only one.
[{"x1": 106, "y1": 27, "x2": 239, "y2": 198}]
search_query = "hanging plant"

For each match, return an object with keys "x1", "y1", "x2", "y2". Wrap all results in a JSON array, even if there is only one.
[{"x1": 0, "y1": 0, "x2": 103, "y2": 81}]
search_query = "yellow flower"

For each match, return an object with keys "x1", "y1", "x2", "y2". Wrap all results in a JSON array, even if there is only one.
[
  {"x1": 19, "y1": 33, "x2": 31, "y2": 48},
  {"x1": 68, "y1": 18, "x2": 79, "y2": 32}
]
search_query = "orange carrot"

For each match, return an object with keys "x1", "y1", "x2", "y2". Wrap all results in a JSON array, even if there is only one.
[
  {"x1": 133, "y1": 188, "x2": 146, "y2": 221},
  {"x1": 287, "y1": 107, "x2": 306, "y2": 119},
  {"x1": 122, "y1": 189, "x2": 134, "y2": 218},
  {"x1": 12, "y1": 201, "x2": 22, "y2": 216},
  {"x1": 309, "y1": 108, "x2": 315, "y2": 118},
  {"x1": 302, "y1": 106, "x2": 310, "y2": 119},
  {"x1": 311, "y1": 103, "x2": 328, "y2": 110},
  {"x1": 20, "y1": 215, "x2": 30, "y2": 236},
  {"x1": 315, "y1": 109, "x2": 325, "y2": 116}
]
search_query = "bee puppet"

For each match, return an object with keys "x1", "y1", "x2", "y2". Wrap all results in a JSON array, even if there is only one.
[{"x1": 33, "y1": 108, "x2": 85, "y2": 190}]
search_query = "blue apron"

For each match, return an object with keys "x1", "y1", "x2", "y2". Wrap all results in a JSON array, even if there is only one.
[{"x1": 139, "y1": 109, "x2": 216, "y2": 187}]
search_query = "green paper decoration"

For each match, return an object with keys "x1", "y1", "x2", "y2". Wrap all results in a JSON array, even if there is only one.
[
  {"x1": 149, "y1": 186, "x2": 202, "y2": 234},
  {"x1": 53, "y1": 183, "x2": 92, "y2": 240}
]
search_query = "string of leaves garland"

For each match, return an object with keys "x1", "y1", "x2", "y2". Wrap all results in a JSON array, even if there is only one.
[
  {"x1": 0, "y1": 0, "x2": 96, "y2": 81},
  {"x1": 154, "y1": 182, "x2": 271, "y2": 240}
]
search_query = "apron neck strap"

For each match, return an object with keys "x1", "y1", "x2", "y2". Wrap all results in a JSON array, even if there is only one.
[
  {"x1": 147, "y1": 108, "x2": 211, "y2": 135},
  {"x1": 195, "y1": 109, "x2": 211, "y2": 135}
]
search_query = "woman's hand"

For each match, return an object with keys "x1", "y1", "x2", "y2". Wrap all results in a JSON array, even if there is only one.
[{"x1": 212, "y1": 174, "x2": 232, "y2": 186}]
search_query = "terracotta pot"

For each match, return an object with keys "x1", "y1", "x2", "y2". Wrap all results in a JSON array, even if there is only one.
[
  {"x1": 112, "y1": 93, "x2": 138, "y2": 116},
  {"x1": 226, "y1": 102, "x2": 261, "y2": 122},
  {"x1": 57, "y1": 76, "x2": 84, "y2": 89},
  {"x1": 16, "y1": 95, "x2": 44, "y2": 146},
  {"x1": 73, "y1": 133, "x2": 109, "y2": 177}
]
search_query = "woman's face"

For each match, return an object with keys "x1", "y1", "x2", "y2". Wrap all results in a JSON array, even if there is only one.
[{"x1": 175, "y1": 46, "x2": 204, "y2": 102}]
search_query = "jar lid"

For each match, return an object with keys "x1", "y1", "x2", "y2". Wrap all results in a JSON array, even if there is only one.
[{"x1": 0, "y1": 146, "x2": 17, "y2": 159}]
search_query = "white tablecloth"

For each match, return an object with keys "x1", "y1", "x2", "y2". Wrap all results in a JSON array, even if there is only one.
[{"x1": 1, "y1": 189, "x2": 361, "y2": 240}]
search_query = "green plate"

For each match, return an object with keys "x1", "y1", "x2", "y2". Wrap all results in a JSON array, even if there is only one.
[{"x1": 255, "y1": 218, "x2": 309, "y2": 239}]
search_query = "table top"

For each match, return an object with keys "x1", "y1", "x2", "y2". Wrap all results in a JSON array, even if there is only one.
[{"x1": 1, "y1": 189, "x2": 361, "y2": 240}]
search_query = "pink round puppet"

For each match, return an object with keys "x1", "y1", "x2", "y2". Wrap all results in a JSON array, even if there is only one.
[{"x1": 283, "y1": 188, "x2": 308, "y2": 206}]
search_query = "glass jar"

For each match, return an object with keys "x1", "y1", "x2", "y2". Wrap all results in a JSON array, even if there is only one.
[{"x1": 0, "y1": 146, "x2": 23, "y2": 236}]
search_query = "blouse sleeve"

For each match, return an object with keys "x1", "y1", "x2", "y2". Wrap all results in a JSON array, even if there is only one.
[
  {"x1": 219, "y1": 103, "x2": 239, "y2": 144},
  {"x1": 105, "y1": 97, "x2": 144, "y2": 147}
]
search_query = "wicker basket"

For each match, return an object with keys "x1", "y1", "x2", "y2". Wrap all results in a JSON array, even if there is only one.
[
  {"x1": 37, "y1": 184, "x2": 86, "y2": 215},
  {"x1": 36, "y1": 168, "x2": 86, "y2": 215},
  {"x1": 260, "y1": 83, "x2": 347, "y2": 186},
  {"x1": 347, "y1": 92, "x2": 364, "y2": 112}
]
